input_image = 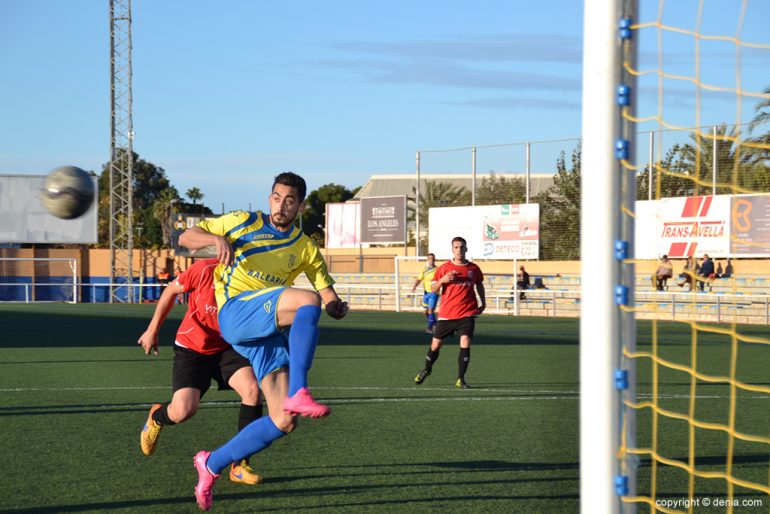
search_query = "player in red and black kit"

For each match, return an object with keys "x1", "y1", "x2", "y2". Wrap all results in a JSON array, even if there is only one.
[
  {"x1": 414, "y1": 236, "x2": 486, "y2": 389},
  {"x1": 137, "y1": 258, "x2": 264, "y2": 485}
]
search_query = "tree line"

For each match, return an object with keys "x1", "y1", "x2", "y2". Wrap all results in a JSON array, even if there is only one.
[{"x1": 90, "y1": 110, "x2": 770, "y2": 260}]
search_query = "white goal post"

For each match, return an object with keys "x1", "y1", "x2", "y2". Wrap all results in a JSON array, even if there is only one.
[
  {"x1": 0, "y1": 257, "x2": 78, "y2": 303},
  {"x1": 394, "y1": 255, "x2": 427, "y2": 312},
  {"x1": 580, "y1": 0, "x2": 638, "y2": 513}
]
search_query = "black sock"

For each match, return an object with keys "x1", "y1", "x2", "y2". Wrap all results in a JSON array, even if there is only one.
[
  {"x1": 237, "y1": 403, "x2": 263, "y2": 465},
  {"x1": 151, "y1": 402, "x2": 176, "y2": 426},
  {"x1": 458, "y1": 347, "x2": 471, "y2": 379},
  {"x1": 425, "y1": 349, "x2": 440, "y2": 372},
  {"x1": 238, "y1": 403, "x2": 263, "y2": 432}
]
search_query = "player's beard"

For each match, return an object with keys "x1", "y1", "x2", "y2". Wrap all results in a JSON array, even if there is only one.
[{"x1": 271, "y1": 210, "x2": 296, "y2": 229}]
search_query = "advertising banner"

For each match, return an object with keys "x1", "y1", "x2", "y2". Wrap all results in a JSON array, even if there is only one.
[
  {"x1": 635, "y1": 196, "x2": 730, "y2": 259},
  {"x1": 171, "y1": 213, "x2": 218, "y2": 257},
  {"x1": 635, "y1": 194, "x2": 770, "y2": 258},
  {"x1": 325, "y1": 202, "x2": 360, "y2": 249},
  {"x1": 731, "y1": 194, "x2": 770, "y2": 256},
  {"x1": 359, "y1": 196, "x2": 406, "y2": 244},
  {"x1": 428, "y1": 203, "x2": 539, "y2": 260}
]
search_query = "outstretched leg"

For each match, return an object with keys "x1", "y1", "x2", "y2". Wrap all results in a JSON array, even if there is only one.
[{"x1": 276, "y1": 288, "x2": 329, "y2": 417}]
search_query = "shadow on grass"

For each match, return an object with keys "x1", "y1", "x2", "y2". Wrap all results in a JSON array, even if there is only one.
[
  {"x1": 0, "y1": 307, "x2": 582, "y2": 349},
  {"x1": 0, "y1": 307, "x2": 177, "y2": 349},
  {"x1": 2, "y1": 305, "x2": 766, "y2": 351},
  {"x1": 1, "y1": 471, "x2": 579, "y2": 513}
]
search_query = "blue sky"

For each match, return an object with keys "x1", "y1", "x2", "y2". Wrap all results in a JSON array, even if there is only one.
[{"x1": 1, "y1": 1, "x2": 768, "y2": 213}]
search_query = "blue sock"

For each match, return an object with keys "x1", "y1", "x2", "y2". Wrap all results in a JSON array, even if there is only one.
[
  {"x1": 206, "y1": 417, "x2": 285, "y2": 474},
  {"x1": 428, "y1": 313, "x2": 436, "y2": 329},
  {"x1": 288, "y1": 305, "x2": 321, "y2": 396}
]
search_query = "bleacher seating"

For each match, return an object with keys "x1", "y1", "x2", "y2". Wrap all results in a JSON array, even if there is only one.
[{"x1": 292, "y1": 271, "x2": 768, "y2": 322}]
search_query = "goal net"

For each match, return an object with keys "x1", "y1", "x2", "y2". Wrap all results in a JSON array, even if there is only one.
[
  {"x1": 0, "y1": 258, "x2": 78, "y2": 303},
  {"x1": 582, "y1": 1, "x2": 770, "y2": 513}
]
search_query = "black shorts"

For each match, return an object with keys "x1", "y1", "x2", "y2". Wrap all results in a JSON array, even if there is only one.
[
  {"x1": 172, "y1": 345, "x2": 252, "y2": 396},
  {"x1": 434, "y1": 316, "x2": 476, "y2": 340}
]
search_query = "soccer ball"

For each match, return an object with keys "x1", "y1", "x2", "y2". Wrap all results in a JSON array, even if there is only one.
[{"x1": 41, "y1": 166, "x2": 95, "y2": 219}]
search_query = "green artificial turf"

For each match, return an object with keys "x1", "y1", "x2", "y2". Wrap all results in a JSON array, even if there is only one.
[{"x1": 0, "y1": 304, "x2": 766, "y2": 513}]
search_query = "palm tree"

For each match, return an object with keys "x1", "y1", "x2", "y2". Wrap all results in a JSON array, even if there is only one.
[
  {"x1": 407, "y1": 181, "x2": 470, "y2": 253},
  {"x1": 153, "y1": 189, "x2": 181, "y2": 246},
  {"x1": 677, "y1": 126, "x2": 768, "y2": 195},
  {"x1": 748, "y1": 86, "x2": 770, "y2": 133},
  {"x1": 186, "y1": 187, "x2": 204, "y2": 214},
  {"x1": 745, "y1": 85, "x2": 770, "y2": 185},
  {"x1": 476, "y1": 172, "x2": 526, "y2": 205},
  {"x1": 636, "y1": 125, "x2": 770, "y2": 199}
]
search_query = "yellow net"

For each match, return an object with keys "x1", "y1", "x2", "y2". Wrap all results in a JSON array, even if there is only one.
[{"x1": 618, "y1": 1, "x2": 770, "y2": 512}]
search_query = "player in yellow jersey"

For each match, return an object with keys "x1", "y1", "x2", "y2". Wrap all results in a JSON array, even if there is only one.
[
  {"x1": 410, "y1": 253, "x2": 439, "y2": 334},
  {"x1": 179, "y1": 172, "x2": 348, "y2": 510}
]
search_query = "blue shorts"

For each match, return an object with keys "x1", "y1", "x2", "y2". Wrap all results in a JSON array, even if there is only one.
[
  {"x1": 422, "y1": 291, "x2": 439, "y2": 310},
  {"x1": 231, "y1": 333, "x2": 289, "y2": 383},
  {"x1": 218, "y1": 287, "x2": 285, "y2": 345}
]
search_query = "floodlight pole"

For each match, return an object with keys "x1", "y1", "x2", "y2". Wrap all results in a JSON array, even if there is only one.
[{"x1": 109, "y1": 0, "x2": 134, "y2": 303}]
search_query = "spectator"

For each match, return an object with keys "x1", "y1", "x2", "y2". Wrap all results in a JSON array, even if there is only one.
[
  {"x1": 654, "y1": 255, "x2": 673, "y2": 291},
  {"x1": 157, "y1": 269, "x2": 171, "y2": 290},
  {"x1": 698, "y1": 254, "x2": 715, "y2": 292},
  {"x1": 715, "y1": 260, "x2": 723, "y2": 278},
  {"x1": 723, "y1": 259, "x2": 734, "y2": 279},
  {"x1": 517, "y1": 265, "x2": 530, "y2": 300},
  {"x1": 676, "y1": 257, "x2": 696, "y2": 291}
]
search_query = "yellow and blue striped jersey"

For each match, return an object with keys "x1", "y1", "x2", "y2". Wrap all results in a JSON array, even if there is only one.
[
  {"x1": 197, "y1": 210, "x2": 335, "y2": 308},
  {"x1": 417, "y1": 265, "x2": 438, "y2": 293}
]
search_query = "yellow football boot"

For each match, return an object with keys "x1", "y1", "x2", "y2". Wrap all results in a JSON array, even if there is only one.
[
  {"x1": 140, "y1": 403, "x2": 163, "y2": 455},
  {"x1": 230, "y1": 460, "x2": 263, "y2": 485}
]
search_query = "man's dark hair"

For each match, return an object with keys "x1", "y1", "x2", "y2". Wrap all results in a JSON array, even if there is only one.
[
  {"x1": 427, "y1": 253, "x2": 435, "y2": 258},
  {"x1": 451, "y1": 236, "x2": 467, "y2": 246},
  {"x1": 273, "y1": 172, "x2": 307, "y2": 202}
]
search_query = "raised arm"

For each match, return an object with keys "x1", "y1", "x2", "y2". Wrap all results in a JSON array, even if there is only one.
[
  {"x1": 137, "y1": 281, "x2": 185, "y2": 355},
  {"x1": 179, "y1": 226, "x2": 233, "y2": 266}
]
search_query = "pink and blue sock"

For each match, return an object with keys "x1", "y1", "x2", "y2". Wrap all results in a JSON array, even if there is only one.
[
  {"x1": 288, "y1": 304, "x2": 321, "y2": 396},
  {"x1": 206, "y1": 417, "x2": 285, "y2": 474}
]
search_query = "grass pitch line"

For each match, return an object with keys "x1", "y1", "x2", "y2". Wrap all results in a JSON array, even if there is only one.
[{"x1": 0, "y1": 386, "x2": 764, "y2": 401}]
